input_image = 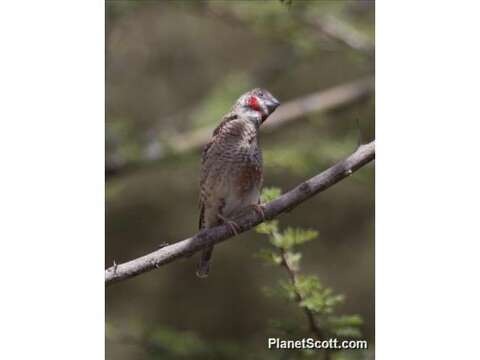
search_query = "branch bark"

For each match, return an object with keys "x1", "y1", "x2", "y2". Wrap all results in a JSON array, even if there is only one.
[{"x1": 106, "y1": 140, "x2": 375, "y2": 286}]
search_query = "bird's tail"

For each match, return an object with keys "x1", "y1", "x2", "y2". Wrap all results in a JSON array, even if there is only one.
[{"x1": 196, "y1": 245, "x2": 214, "y2": 278}]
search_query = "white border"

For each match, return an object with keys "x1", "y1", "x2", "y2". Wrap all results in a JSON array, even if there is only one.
[
  {"x1": 0, "y1": 1, "x2": 104, "y2": 359},
  {"x1": 377, "y1": 1, "x2": 480, "y2": 359},
  {"x1": 1, "y1": 1, "x2": 480, "y2": 359}
]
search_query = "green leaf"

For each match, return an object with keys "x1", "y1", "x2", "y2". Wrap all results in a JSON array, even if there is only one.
[
  {"x1": 328, "y1": 314, "x2": 363, "y2": 328},
  {"x1": 285, "y1": 251, "x2": 302, "y2": 271},
  {"x1": 295, "y1": 275, "x2": 323, "y2": 296},
  {"x1": 261, "y1": 187, "x2": 282, "y2": 203},
  {"x1": 255, "y1": 248, "x2": 283, "y2": 265},
  {"x1": 270, "y1": 232, "x2": 287, "y2": 249},
  {"x1": 277, "y1": 280, "x2": 298, "y2": 301},
  {"x1": 300, "y1": 294, "x2": 325, "y2": 313},
  {"x1": 326, "y1": 314, "x2": 363, "y2": 338},
  {"x1": 324, "y1": 293, "x2": 345, "y2": 309},
  {"x1": 332, "y1": 326, "x2": 362, "y2": 338},
  {"x1": 255, "y1": 220, "x2": 279, "y2": 235},
  {"x1": 270, "y1": 228, "x2": 318, "y2": 250},
  {"x1": 282, "y1": 227, "x2": 319, "y2": 247}
]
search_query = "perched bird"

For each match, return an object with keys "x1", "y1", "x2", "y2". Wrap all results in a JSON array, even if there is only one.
[{"x1": 197, "y1": 88, "x2": 280, "y2": 278}]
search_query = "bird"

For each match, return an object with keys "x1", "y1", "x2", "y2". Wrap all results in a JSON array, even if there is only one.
[{"x1": 196, "y1": 88, "x2": 280, "y2": 278}]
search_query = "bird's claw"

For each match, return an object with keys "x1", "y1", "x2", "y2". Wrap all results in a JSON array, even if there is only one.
[
  {"x1": 226, "y1": 220, "x2": 240, "y2": 236},
  {"x1": 217, "y1": 214, "x2": 240, "y2": 236},
  {"x1": 251, "y1": 203, "x2": 266, "y2": 221}
]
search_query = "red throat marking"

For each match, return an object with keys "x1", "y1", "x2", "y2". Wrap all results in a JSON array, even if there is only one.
[{"x1": 248, "y1": 96, "x2": 261, "y2": 112}]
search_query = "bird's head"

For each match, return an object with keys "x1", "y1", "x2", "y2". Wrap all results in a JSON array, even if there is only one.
[{"x1": 234, "y1": 88, "x2": 280, "y2": 125}]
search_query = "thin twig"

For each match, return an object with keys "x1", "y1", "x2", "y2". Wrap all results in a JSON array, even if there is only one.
[
  {"x1": 279, "y1": 248, "x2": 326, "y2": 340},
  {"x1": 105, "y1": 141, "x2": 375, "y2": 286}
]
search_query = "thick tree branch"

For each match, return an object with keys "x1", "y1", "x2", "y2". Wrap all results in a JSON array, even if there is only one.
[{"x1": 106, "y1": 141, "x2": 375, "y2": 286}]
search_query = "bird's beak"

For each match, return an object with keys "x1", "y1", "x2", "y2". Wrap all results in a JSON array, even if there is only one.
[{"x1": 266, "y1": 97, "x2": 280, "y2": 114}]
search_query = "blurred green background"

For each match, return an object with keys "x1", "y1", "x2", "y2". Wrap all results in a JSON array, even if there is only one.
[{"x1": 106, "y1": 1, "x2": 375, "y2": 359}]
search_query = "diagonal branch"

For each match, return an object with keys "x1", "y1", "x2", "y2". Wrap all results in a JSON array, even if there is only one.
[{"x1": 105, "y1": 141, "x2": 375, "y2": 286}]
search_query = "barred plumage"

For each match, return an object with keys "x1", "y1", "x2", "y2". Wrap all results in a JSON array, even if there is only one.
[{"x1": 196, "y1": 88, "x2": 280, "y2": 278}]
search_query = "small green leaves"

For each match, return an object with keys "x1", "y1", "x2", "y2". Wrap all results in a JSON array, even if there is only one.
[
  {"x1": 294, "y1": 276, "x2": 346, "y2": 315},
  {"x1": 255, "y1": 220, "x2": 279, "y2": 235},
  {"x1": 277, "y1": 280, "x2": 298, "y2": 301},
  {"x1": 332, "y1": 326, "x2": 362, "y2": 338},
  {"x1": 301, "y1": 292, "x2": 345, "y2": 314},
  {"x1": 256, "y1": 221, "x2": 318, "y2": 251},
  {"x1": 328, "y1": 315, "x2": 363, "y2": 328},
  {"x1": 284, "y1": 251, "x2": 302, "y2": 271},
  {"x1": 261, "y1": 187, "x2": 282, "y2": 203},
  {"x1": 299, "y1": 295, "x2": 325, "y2": 313},
  {"x1": 280, "y1": 227, "x2": 318, "y2": 249},
  {"x1": 295, "y1": 275, "x2": 322, "y2": 298},
  {"x1": 255, "y1": 248, "x2": 283, "y2": 265},
  {"x1": 256, "y1": 186, "x2": 363, "y2": 342},
  {"x1": 326, "y1": 315, "x2": 364, "y2": 338}
]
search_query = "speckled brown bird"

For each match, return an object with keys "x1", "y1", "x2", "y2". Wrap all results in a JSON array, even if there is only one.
[{"x1": 196, "y1": 88, "x2": 280, "y2": 278}]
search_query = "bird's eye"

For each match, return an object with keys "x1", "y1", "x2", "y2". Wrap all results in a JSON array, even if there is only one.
[{"x1": 258, "y1": 91, "x2": 264, "y2": 97}]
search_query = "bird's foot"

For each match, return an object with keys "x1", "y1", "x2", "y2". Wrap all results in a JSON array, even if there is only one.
[
  {"x1": 251, "y1": 203, "x2": 266, "y2": 221},
  {"x1": 217, "y1": 214, "x2": 240, "y2": 236}
]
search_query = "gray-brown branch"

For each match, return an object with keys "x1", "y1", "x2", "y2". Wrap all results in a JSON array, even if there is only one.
[{"x1": 105, "y1": 141, "x2": 375, "y2": 286}]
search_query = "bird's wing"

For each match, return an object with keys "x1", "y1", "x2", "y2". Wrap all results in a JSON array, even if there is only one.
[
  {"x1": 198, "y1": 136, "x2": 214, "y2": 229},
  {"x1": 198, "y1": 201, "x2": 205, "y2": 230},
  {"x1": 212, "y1": 111, "x2": 238, "y2": 137},
  {"x1": 198, "y1": 112, "x2": 238, "y2": 229}
]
